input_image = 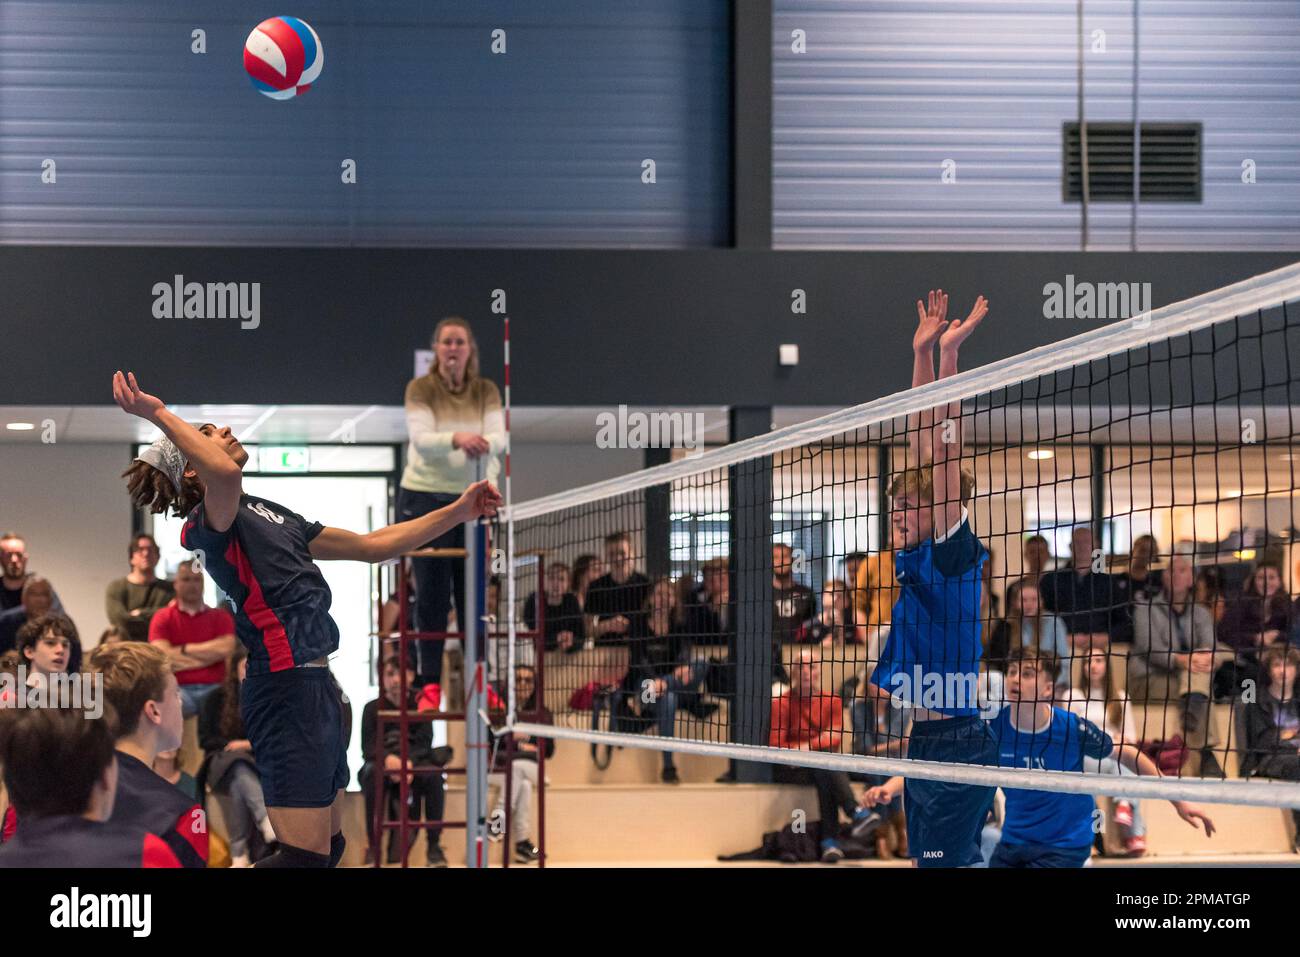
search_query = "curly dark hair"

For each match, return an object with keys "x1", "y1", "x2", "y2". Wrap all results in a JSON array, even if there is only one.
[
  {"x1": 121, "y1": 458, "x2": 204, "y2": 517},
  {"x1": 16, "y1": 612, "x2": 81, "y2": 671}
]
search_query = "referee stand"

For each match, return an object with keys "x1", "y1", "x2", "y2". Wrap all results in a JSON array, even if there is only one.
[{"x1": 370, "y1": 531, "x2": 547, "y2": 868}]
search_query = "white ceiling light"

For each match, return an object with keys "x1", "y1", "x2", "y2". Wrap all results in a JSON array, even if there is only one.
[
  {"x1": 1027, "y1": 448, "x2": 1054, "y2": 461},
  {"x1": 5, "y1": 422, "x2": 35, "y2": 431}
]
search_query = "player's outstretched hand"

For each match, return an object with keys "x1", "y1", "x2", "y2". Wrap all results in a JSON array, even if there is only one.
[
  {"x1": 457, "y1": 479, "x2": 503, "y2": 521},
  {"x1": 1173, "y1": 802, "x2": 1216, "y2": 838},
  {"x1": 912, "y1": 289, "x2": 949, "y2": 355},
  {"x1": 938, "y1": 296, "x2": 988, "y2": 355},
  {"x1": 862, "y1": 784, "x2": 892, "y2": 808},
  {"x1": 112, "y1": 371, "x2": 166, "y2": 422}
]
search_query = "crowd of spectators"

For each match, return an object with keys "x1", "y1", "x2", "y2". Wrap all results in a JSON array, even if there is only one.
[
  {"x1": 5, "y1": 513, "x2": 1300, "y2": 868},
  {"x1": 513, "y1": 525, "x2": 1300, "y2": 858}
]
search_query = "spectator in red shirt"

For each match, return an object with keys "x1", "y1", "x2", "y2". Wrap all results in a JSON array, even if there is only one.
[
  {"x1": 149, "y1": 562, "x2": 236, "y2": 718},
  {"x1": 770, "y1": 649, "x2": 878, "y2": 862}
]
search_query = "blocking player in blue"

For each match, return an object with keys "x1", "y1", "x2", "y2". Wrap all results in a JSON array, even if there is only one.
[
  {"x1": 867, "y1": 289, "x2": 995, "y2": 867},
  {"x1": 113, "y1": 371, "x2": 501, "y2": 867},
  {"x1": 991, "y1": 645, "x2": 1216, "y2": 867}
]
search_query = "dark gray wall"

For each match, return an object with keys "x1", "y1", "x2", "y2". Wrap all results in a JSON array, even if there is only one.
[{"x1": 2, "y1": 247, "x2": 1297, "y2": 406}]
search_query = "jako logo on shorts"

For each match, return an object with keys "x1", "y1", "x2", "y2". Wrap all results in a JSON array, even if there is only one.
[
  {"x1": 244, "y1": 16, "x2": 323, "y2": 100},
  {"x1": 151, "y1": 275, "x2": 260, "y2": 330}
]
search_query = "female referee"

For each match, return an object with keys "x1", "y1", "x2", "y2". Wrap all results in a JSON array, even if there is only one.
[{"x1": 113, "y1": 370, "x2": 501, "y2": 868}]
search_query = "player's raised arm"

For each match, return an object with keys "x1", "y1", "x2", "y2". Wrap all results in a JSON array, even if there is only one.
[
  {"x1": 112, "y1": 371, "x2": 244, "y2": 531},
  {"x1": 909, "y1": 290, "x2": 949, "y2": 465},
  {"x1": 931, "y1": 296, "x2": 988, "y2": 533},
  {"x1": 310, "y1": 479, "x2": 502, "y2": 563}
]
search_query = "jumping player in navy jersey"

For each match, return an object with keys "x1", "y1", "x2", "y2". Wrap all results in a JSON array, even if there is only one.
[
  {"x1": 990, "y1": 646, "x2": 1215, "y2": 867},
  {"x1": 113, "y1": 371, "x2": 501, "y2": 868},
  {"x1": 868, "y1": 289, "x2": 995, "y2": 867}
]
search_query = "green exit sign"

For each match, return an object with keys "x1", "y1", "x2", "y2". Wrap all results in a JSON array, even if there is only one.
[{"x1": 258, "y1": 446, "x2": 310, "y2": 473}]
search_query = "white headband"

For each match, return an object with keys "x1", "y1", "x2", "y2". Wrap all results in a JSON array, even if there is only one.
[{"x1": 135, "y1": 436, "x2": 186, "y2": 494}]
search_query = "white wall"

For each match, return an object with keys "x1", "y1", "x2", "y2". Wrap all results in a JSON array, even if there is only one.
[{"x1": 0, "y1": 443, "x2": 132, "y2": 645}]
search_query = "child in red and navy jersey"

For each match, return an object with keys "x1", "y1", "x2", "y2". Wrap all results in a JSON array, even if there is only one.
[
  {"x1": 0, "y1": 704, "x2": 180, "y2": 868},
  {"x1": 90, "y1": 641, "x2": 208, "y2": 868},
  {"x1": 114, "y1": 370, "x2": 501, "y2": 867}
]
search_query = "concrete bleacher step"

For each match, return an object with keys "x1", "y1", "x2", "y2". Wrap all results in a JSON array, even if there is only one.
[
  {"x1": 1133, "y1": 798, "x2": 1293, "y2": 856},
  {"x1": 333, "y1": 782, "x2": 821, "y2": 866},
  {"x1": 281, "y1": 771, "x2": 1298, "y2": 867},
  {"x1": 455, "y1": 782, "x2": 816, "y2": 864}
]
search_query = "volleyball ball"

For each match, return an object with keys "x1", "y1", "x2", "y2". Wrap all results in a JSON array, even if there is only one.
[{"x1": 243, "y1": 16, "x2": 323, "y2": 100}]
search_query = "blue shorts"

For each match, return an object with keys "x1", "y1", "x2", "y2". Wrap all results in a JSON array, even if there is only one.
[
  {"x1": 990, "y1": 841, "x2": 1092, "y2": 868},
  {"x1": 904, "y1": 715, "x2": 998, "y2": 868},
  {"x1": 242, "y1": 667, "x2": 349, "y2": 809}
]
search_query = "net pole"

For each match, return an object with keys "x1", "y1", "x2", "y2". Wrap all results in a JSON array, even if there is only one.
[
  {"x1": 504, "y1": 314, "x2": 516, "y2": 728},
  {"x1": 502, "y1": 312, "x2": 516, "y2": 866},
  {"x1": 464, "y1": 460, "x2": 488, "y2": 869}
]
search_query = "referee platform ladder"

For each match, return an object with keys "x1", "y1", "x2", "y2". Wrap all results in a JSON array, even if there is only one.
[{"x1": 370, "y1": 544, "x2": 547, "y2": 868}]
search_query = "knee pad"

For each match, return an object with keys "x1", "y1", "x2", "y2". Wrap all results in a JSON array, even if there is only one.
[{"x1": 253, "y1": 843, "x2": 331, "y2": 868}]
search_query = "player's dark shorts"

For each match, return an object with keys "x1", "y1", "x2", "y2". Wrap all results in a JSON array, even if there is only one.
[
  {"x1": 990, "y1": 841, "x2": 1092, "y2": 868},
  {"x1": 242, "y1": 667, "x2": 349, "y2": 808},
  {"x1": 904, "y1": 714, "x2": 998, "y2": 868}
]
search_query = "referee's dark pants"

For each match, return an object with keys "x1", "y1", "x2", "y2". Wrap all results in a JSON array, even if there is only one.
[{"x1": 396, "y1": 488, "x2": 466, "y2": 687}]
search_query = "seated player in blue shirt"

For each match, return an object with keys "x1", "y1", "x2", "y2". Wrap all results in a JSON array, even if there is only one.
[
  {"x1": 991, "y1": 645, "x2": 1216, "y2": 867},
  {"x1": 112, "y1": 371, "x2": 501, "y2": 868},
  {"x1": 867, "y1": 289, "x2": 996, "y2": 868}
]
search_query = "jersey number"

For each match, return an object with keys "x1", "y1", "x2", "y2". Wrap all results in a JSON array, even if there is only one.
[{"x1": 246, "y1": 502, "x2": 284, "y2": 525}]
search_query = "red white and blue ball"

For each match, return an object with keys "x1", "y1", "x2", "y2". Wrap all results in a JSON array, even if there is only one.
[{"x1": 244, "y1": 16, "x2": 323, "y2": 100}]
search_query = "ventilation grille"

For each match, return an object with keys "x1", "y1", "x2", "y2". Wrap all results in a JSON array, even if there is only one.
[{"x1": 1064, "y1": 122, "x2": 1202, "y2": 202}]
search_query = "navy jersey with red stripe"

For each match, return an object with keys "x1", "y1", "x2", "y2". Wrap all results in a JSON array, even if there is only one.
[
  {"x1": 0, "y1": 815, "x2": 181, "y2": 868},
  {"x1": 109, "y1": 752, "x2": 208, "y2": 868},
  {"x1": 180, "y1": 493, "x2": 339, "y2": 675}
]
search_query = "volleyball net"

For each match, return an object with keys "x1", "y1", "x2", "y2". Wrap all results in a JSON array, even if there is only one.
[{"x1": 495, "y1": 262, "x2": 1300, "y2": 809}]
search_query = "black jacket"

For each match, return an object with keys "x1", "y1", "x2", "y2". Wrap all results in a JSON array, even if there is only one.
[
  {"x1": 1242, "y1": 689, "x2": 1300, "y2": 777},
  {"x1": 523, "y1": 591, "x2": 585, "y2": 652},
  {"x1": 361, "y1": 691, "x2": 436, "y2": 767},
  {"x1": 621, "y1": 618, "x2": 692, "y2": 695},
  {"x1": 490, "y1": 699, "x2": 555, "y2": 771}
]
